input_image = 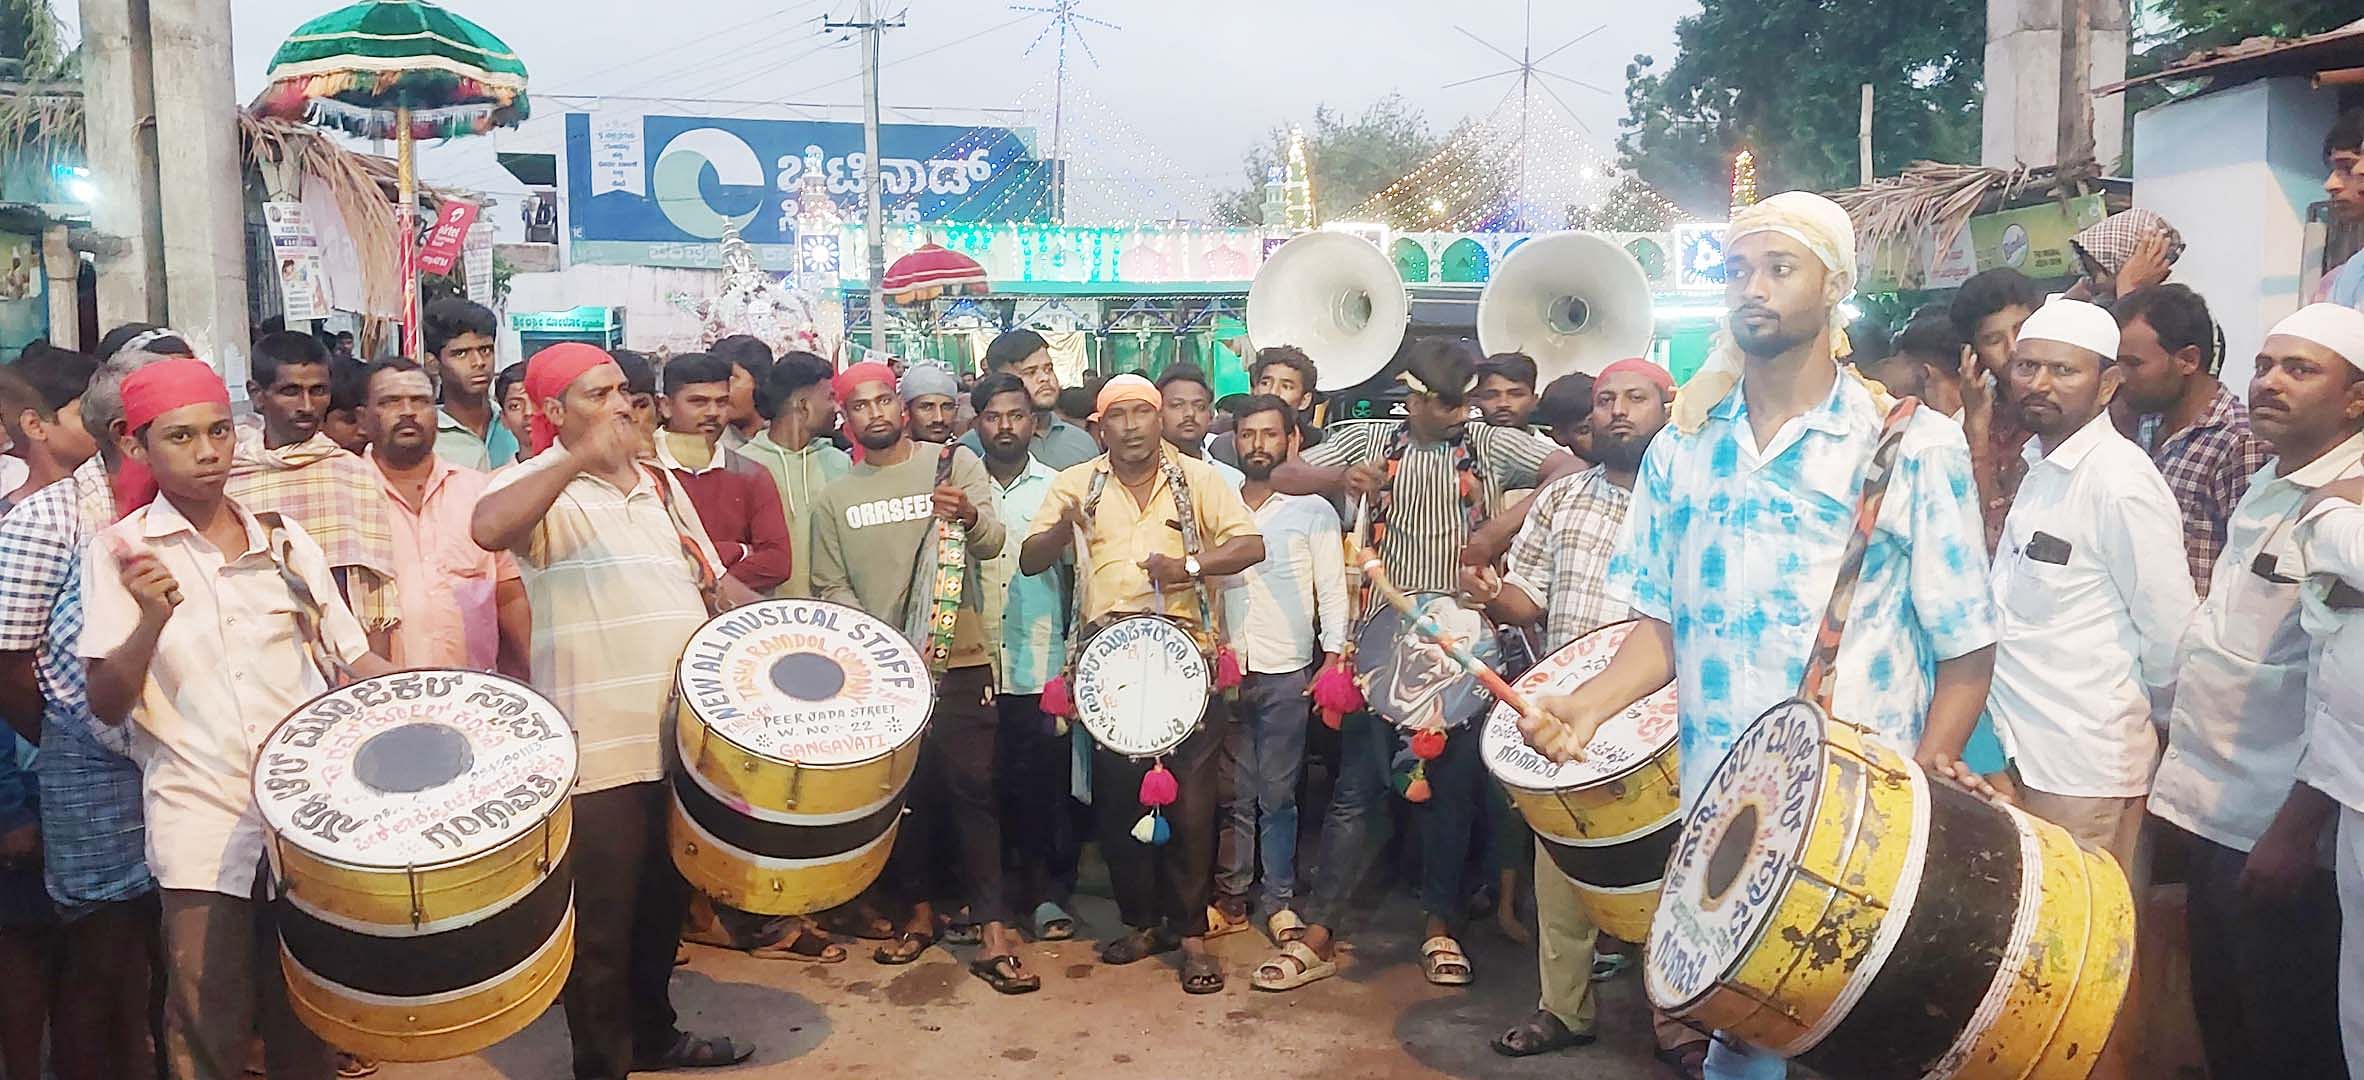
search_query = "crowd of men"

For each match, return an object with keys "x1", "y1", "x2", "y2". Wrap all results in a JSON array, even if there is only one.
[{"x1": 0, "y1": 110, "x2": 2355, "y2": 1080}]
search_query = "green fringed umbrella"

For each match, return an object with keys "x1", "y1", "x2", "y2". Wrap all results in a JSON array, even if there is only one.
[{"x1": 250, "y1": 0, "x2": 529, "y2": 358}]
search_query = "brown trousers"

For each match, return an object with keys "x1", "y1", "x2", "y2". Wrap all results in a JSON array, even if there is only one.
[
  {"x1": 52, "y1": 892, "x2": 163, "y2": 1080},
  {"x1": 159, "y1": 876, "x2": 331, "y2": 1080}
]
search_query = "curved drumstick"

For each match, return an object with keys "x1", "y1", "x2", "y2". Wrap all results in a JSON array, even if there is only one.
[{"x1": 1355, "y1": 548, "x2": 1540, "y2": 722}]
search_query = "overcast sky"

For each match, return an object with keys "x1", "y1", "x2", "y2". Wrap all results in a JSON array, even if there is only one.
[{"x1": 87, "y1": 2, "x2": 1693, "y2": 230}]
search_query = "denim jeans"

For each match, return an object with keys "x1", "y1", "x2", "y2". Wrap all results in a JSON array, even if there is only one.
[
  {"x1": 1215, "y1": 667, "x2": 1314, "y2": 912},
  {"x1": 1298, "y1": 710, "x2": 1484, "y2": 934}
]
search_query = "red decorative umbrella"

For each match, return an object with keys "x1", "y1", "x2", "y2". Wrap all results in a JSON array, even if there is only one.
[{"x1": 883, "y1": 243, "x2": 989, "y2": 304}]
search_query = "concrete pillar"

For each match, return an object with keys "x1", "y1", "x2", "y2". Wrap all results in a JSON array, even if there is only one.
[
  {"x1": 78, "y1": 0, "x2": 165, "y2": 332},
  {"x1": 2132, "y1": 78, "x2": 2342, "y2": 396},
  {"x1": 40, "y1": 224, "x2": 77, "y2": 351},
  {"x1": 1982, "y1": 0, "x2": 2130, "y2": 171},
  {"x1": 148, "y1": 0, "x2": 250, "y2": 391}
]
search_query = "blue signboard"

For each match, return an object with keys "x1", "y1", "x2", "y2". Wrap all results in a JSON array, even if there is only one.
[{"x1": 562, "y1": 113, "x2": 1056, "y2": 269}]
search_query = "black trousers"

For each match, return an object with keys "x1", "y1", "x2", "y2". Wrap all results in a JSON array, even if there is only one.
[
  {"x1": 1093, "y1": 698, "x2": 1226, "y2": 938},
  {"x1": 563, "y1": 781, "x2": 689, "y2": 1080},
  {"x1": 884, "y1": 665, "x2": 1010, "y2": 927},
  {"x1": 997, "y1": 691, "x2": 1078, "y2": 916},
  {"x1": 2174, "y1": 822, "x2": 2346, "y2": 1080}
]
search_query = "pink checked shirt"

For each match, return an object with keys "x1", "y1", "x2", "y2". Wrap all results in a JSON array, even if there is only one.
[{"x1": 373, "y1": 452, "x2": 519, "y2": 671}]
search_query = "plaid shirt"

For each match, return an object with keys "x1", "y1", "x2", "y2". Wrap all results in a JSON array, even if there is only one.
[
  {"x1": 2137, "y1": 385, "x2": 2271, "y2": 597},
  {"x1": 1502, "y1": 467, "x2": 1633, "y2": 651},
  {"x1": 226, "y1": 430, "x2": 400, "y2": 632},
  {"x1": 0, "y1": 460, "x2": 153, "y2": 914}
]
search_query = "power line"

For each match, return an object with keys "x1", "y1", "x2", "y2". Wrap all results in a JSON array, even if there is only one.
[
  {"x1": 607, "y1": 14, "x2": 840, "y2": 99},
  {"x1": 777, "y1": 12, "x2": 1035, "y2": 100},
  {"x1": 539, "y1": 0, "x2": 832, "y2": 96},
  {"x1": 677, "y1": 32, "x2": 854, "y2": 102}
]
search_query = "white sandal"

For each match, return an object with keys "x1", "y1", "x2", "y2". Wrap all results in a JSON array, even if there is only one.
[
  {"x1": 1421, "y1": 935, "x2": 1474, "y2": 986},
  {"x1": 1251, "y1": 940, "x2": 1337, "y2": 991},
  {"x1": 1267, "y1": 908, "x2": 1306, "y2": 943}
]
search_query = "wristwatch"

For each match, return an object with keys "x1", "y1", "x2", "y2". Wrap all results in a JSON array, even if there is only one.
[{"x1": 1183, "y1": 554, "x2": 1202, "y2": 578}]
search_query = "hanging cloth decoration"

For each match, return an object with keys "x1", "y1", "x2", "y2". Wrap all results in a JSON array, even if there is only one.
[{"x1": 900, "y1": 444, "x2": 966, "y2": 671}]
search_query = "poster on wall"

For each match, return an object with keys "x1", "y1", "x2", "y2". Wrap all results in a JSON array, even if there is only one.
[
  {"x1": 418, "y1": 199, "x2": 481, "y2": 275},
  {"x1": 0, "y1": 231, "x2": 44, "y2": 360},
  {"x1": 262, "y1": 202, "x2": 334, "y2": 321},
  {"x1": 464, "y1": 222, "x2": 495, "y2": 306},
  {"x1": 561, "y1": 112, "x2": 1058, "y2": 269}
]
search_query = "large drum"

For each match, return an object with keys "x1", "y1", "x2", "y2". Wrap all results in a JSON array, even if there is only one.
[
  {"x1": 257, "y1": 670, "x2": 577, "y2": 1062},
  {"x1": 1481, "y1": 621, "x2": 1681, "y2": 943},
  {"x1": 1071, "y1": 614, "x2": 1209, "y2": 757},
  {"x1": 1353, "y1": 594, "x2": 1504, "y2": 733},
  {"x1": 671, "y1": 599, "x2": 933, "y2": 915},
  {"x1": 1647, "y1": 699, "x2": 2134, "y2": 1079}
]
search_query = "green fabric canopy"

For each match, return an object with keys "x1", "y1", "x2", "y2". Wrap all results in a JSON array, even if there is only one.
[{"x1": 251, "y1": 0, "x2": 529, "y2": 139}]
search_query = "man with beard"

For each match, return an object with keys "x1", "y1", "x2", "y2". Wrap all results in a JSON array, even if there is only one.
[
  {"x1": 969, "y1": 373, "x2": 1082, "y2": 942},
  {"x1": 2110, "y1": 284, "x2": 2270, "y2": 596},
  {"x1": 1472, "y1": 353, "x2": 1541, "y2": 430},
  {"x1": 654, "y1": 353, "x2": 792, "y2": 595},
  {"x1": 1212, "y1": 395, "x2": 1344, "y2": 945},
  {"x1": 228, "y1": 331, "x2": 399, "y2": 656},
  {"x1": 960, "y1": 330, "x2": 1098, "y2": 469},
  {"x1": 2151, "y1": 304, "x2": 2364, "y2": 1080},
  {"x1": 738, "y1": 353, "x2": 851, "y2": 600},
  {"x1": 901, "y1": 362, "x2": 962, "y2": 444},
  {"x1": 1461, "y1": 357, "x2": 1689, "y2": 1066},
  {"x1": 1522, "y1": 192, "x2": 1998, "y2": 1080},
  {"x1": 1020, "y1": 375, "x2": 1264, "y2": 996},
  {"x1": 425, "y1": 299, "x2": 515, "y2": 470},
  {"x1": 808, "y1": 363, "x2": 1027, "y2": 989},
  {"x1": 361, "y1": 359, "x2": 530, "y2": 676}
]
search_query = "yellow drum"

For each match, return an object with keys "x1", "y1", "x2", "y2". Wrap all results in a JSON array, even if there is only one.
[
  {"x1": 671, "y1": 599, "x2": 933, "y2": 915},
  {"x1": 1481, "y1": 621, "x2": 1681, "y2": 943},
  {"x1": 1646, "y1": 698, "x2": 2134, "y2": 1079},
  {"x1": 257, "y1": 670, "x2": 576, "y2": 1063}
]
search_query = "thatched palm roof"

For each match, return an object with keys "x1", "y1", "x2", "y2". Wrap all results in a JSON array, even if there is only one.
[{"x1": 1824, "y1": 158, "x2": 2115, "y2": 286}]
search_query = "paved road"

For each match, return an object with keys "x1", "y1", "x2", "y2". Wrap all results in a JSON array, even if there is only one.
[{"x1": 380, "y1": 889, "x2": 1673, "y2": 1079}]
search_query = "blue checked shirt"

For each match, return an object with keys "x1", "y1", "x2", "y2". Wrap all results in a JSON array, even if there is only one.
[
  {"x1": 0, "y1": 460, "x2": 153, "y2": 914},
  {"x1": 1607, "y1": 373, "x2": 1999, "y2": 806}
]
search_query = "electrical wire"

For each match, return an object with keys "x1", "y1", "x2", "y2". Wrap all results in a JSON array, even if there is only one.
[
  {"x1": 539, "y1": 0, "x2": 832, "y2": 97},
  {"x1": 774, "y1": 12, "x2": 1036, "y2": 100}
]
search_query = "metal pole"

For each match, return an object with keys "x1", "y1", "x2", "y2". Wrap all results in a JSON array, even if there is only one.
[
  {"x1": 398, "y1": 106, "x2": 421, "y2": 362},
  {"x1": 860, "y1": 0, "x2": 887, "y2": 359},
  {"x1": 1858, "y1": 84, "x2": 1874, "y2": 185}
]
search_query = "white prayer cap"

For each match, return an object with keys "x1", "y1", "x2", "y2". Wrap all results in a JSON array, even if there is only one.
[
  {"x1": 2264, "y1": 303, "x2": 2364, "y2": 370},
  {"x1": 2015, "y1": 298, "x2": 2120, "y2": 359}
]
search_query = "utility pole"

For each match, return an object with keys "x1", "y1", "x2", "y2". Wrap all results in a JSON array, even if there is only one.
[{"x1": 827, "y1": 1, "x2": 904, "y2": 361}]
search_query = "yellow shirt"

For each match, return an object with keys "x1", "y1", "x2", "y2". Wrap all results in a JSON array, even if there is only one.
[{"x1": 1026, "y1": 452, "x2": 1260, "y2": 640}]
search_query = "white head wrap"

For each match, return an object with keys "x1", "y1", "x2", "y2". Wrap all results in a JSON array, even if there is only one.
[
  {"x1": 898, "y1": 362, "x2": 959, "y2": 403},
  {"x1": 2266, "y1": 303, "x2": 2364, "y2": 371},
  {"x1": 1671, "y1": 191, "x2": 1878, "y2": 433},
  {"x1": 2016, "y1": 298, "x2": 2121, "y2": 360}
]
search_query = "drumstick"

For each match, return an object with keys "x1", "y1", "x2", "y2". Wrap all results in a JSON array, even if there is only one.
[{"x1": 1355, "y1": 548, "x2": 1540, "y2": 722}]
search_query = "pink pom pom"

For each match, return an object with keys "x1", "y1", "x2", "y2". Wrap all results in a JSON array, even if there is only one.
[
  {"x1": 1214, "y1": 647, "x2": 1244, "y2": 691},
  {"x1": 1310, "y1": 662, "x2": 1365, "y2": 716},
  {"x1": 1138, "y1": 762, "x2": 1178, "y2": 808},
  {"x1": 1040, "y1": 674, "x2": 1074, "y2": 718}
]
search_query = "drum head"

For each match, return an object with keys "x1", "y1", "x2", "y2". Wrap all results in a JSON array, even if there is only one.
[
  {"x1": 678, "y1": 599, "x2": 933, "y2": 766},
  {"x1": 1354, "y1": 594, "x2": 1502, "y2": 732},
  {"x1": 1482, "y1": 621, "x2": 1677, "y2": 791},
  {"x1": 1646, "y1": 698, "x2": 1827, "y2": 1010},
  {"x1": 257, "y1": 670, "x2": 577, "y2": 869},
  {"x1": 1073, "y1": 616, "x2": 1208, "y2": 757}
]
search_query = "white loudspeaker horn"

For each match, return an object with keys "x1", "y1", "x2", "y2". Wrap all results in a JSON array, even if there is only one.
[
  {"x1": 1247, "y1": 232, "x2": 1411, "y2": 392},
  {"x1": 1477, "y1": 233, "x2": 1656, "y2": 383}
]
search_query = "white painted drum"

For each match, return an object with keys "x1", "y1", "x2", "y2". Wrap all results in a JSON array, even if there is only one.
[
  {"x1": 1071, "y1": 615, "x2": 1209, "y2": 757},
  {"x1": 675, "y1": 598, "x2": 934, "y2": 767},
  {"x1": 1481, "y1": 621, "x2": 1679, "y2": 801}
]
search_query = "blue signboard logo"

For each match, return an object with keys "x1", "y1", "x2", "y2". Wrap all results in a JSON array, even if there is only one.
[{"x1": 564, "y1": 113, "x2": 1057, "y2": 269}]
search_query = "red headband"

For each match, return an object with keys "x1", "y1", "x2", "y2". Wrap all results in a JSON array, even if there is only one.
[
  {"x1": 1597, "y1": 358, "x2": 1674, "y2": 395},
  {"x1": 523, "y1": 343, "x2": 618, "y2": 454},
  {"x1": 831, "y1": 362, "x2": 899, "y2": 463},
  {"x1": 113, "y1": 358, "x2": 231, "y2": 517}
]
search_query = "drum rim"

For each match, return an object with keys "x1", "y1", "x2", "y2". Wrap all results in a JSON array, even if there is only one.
[
  {"x1": 255, "y1": 668, "x2": 580, "y2": 868},
  {"x1": 1072, "y1": 613, "x2": 1209, "y2": 758},
  {"x1": 1354, "y1": 592, "x2": 1500, "y2": 732},
  {"x1": 675, "y1": 598, "x2": 937, "y2": 767},
  {"x1": 1651, "y1": 696, "x2": 1838, "y2": 1014},
  {"x1": 1483, "y1": 620, "x2": 1676, "y2": 791}
]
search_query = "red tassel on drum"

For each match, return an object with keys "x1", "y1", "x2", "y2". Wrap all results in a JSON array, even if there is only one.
[
  {"x1": 1214, "y1": 646, "x2": 1243, "y2": 692},
  {"x1": 1040, "y1": 673, "x2": 1075, "y2": 718},
  {"x1": 1409, "y1": 729, "x2": 1447, "y2": 761},
  {"x1": 1138, "y1": 761, "x2": 1178, "y2": 808},
  {"x1": 1310, "y1": 661, "x2": 1363, "y2": 731}
]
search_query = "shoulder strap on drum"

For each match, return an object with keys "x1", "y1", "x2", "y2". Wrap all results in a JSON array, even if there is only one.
[
  {"x1": 1057, "y1": 469, "x2": 1114, "y2": 661},
  {"x1": 252, "y1": 510, "x2": 358, "y2": 688},
  {"x1": 1795, "y1": 397, "x2": 1922, "y2": 711},
  {"x1": 905, "y1": 444, "x2": 967, "y2": 672},
  {"x1": 1159, "y1": 452, "x2": 1221, "y2": 641}
]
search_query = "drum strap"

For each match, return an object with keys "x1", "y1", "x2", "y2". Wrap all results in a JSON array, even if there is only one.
[
  {"x1": 641, "y1": 464, "x2": 725, "y2": 617},
  {"x1": 252, "y1": 511, "x2": 358, "y2": 689},
  {"x1": 1055, "y1": 470, "x2": 1114, "y2": 669},
  {"x1": 1795, "y1": 397, "x2": 1924, "y2": 711},
  {"x1": 900, "y1": 444, "x2": 966, "y2": 672},
  {"x1": 1157, "y1": 452, "x2": 1223, "y2": 642}
]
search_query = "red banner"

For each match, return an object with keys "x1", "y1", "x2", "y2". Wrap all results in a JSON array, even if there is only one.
[{"x1": 417, "y1": 200, "x2": 480, "y2": 275}]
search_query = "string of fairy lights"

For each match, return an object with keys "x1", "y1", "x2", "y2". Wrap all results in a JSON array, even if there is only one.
[{"x1": 1346, "y1": 86, "x2": 1692, "y2": 233}]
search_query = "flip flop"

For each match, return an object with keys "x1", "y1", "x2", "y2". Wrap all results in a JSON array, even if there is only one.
[
  {"x1": 749, "y1": 925, "x2": 847, "y2": 963},
  {"x1": 1490, "y1": 1009, "x2": 1595, "y2": 1057},
  {"x1": 1031, "y1": 901, "x2": 1076, "y2": 941},
  {"x1": 1250, "y1": 940, "x2": 1336, "y2": 992},
  {"x1": 1098, "y1": 928, "x2": 1179, "y2": 966},
  {"x1": 1420, "y1": 935, "x2": 1473, "y2": 986},
  {"x1": 633, "y1": 1032, "x2": 754, "y2": 1071},
  {"x1": 1205, "y1": 902, "x2": 1253, "y2": 939},
  {"x1": 970, "y1": 953, "x2": 1042, "y2": 995},
  {"x1": 1181, "y1": 951, "x2": 1225, "y2": 995},
  {"x1": 814, "y1": 905, "x2": 895, "y2": 941},
  {"x1": 872, "y1": 930, "x2": 934, "y2": 966}
]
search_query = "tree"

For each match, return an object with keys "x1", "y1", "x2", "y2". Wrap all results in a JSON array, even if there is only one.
[
  {"x1": 1615, "y1": 0, "x2": 1984, "y2": 216},
  {"x1": 1215, "y1": 94, "x2": 1446, "y2": 226}
]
